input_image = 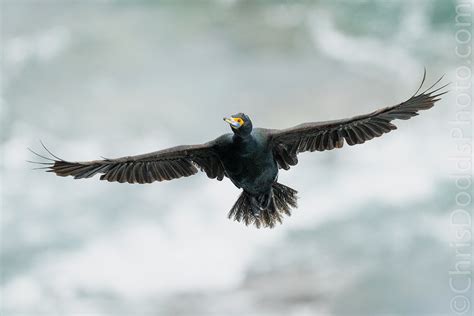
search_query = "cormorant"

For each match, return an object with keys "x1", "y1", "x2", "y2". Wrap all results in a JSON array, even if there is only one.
[{"x1": 30, "y1": 72, "x2": 448, "y2": 228}]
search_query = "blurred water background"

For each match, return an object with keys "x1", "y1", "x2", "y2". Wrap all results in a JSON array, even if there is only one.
[{"x1": 0, "y1": 0, "x2": 466, "y2": 315}]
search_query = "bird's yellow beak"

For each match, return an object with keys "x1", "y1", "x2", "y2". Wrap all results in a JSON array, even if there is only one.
[{"x1": 223, "y1": 117, "x2": 242, "y2": 129}]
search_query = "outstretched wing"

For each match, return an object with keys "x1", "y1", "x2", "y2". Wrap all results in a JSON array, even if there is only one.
[
  {"x1": 268, "y1": 71, "x2": 449, "y2": 170},
  {"x1": 29, "y1": 141, "x2": 225, "y2": 184}
]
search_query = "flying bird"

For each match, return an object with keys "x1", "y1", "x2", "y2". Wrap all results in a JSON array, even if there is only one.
[{"x1": 30, "y1": 71, "x2": 448, "y2": 228}]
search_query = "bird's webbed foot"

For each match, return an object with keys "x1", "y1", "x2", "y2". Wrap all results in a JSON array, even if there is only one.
[{"x1": 250, "y1": 198, "x2": 262, "y2": 217}]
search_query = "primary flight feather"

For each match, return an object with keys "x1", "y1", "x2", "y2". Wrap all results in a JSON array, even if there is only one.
[{"x1": 30, "y1": 71, "x2": 448, "y2": 228}]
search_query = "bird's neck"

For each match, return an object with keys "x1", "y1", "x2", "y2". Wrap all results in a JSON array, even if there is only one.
[{"x1": 233, "y1": 132, "x2": 253, "y2": 143}]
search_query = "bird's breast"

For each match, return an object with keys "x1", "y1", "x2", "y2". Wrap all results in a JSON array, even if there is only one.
[{"x1": 218, "y1": 136, "x2": 278, "y2": 194}]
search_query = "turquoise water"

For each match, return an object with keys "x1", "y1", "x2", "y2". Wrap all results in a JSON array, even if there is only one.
[{"x1": 1, "y1": 1, "x2": 467, "y2": 315}]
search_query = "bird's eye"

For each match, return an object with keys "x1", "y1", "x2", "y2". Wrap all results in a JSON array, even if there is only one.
[{"x1": 236, "y1": 118, "x2": 244, "y2": 125}]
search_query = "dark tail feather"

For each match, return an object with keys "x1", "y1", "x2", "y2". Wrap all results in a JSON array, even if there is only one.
[{"x1": 228, "y1": 183, "x2": 298, "y2": 229}]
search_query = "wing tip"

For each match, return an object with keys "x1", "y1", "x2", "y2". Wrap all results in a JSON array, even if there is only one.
[{"x1": 413, "y1": 69, "x2": 450, "y2": 99}]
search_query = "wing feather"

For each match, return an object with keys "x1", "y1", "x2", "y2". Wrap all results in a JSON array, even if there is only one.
[
  {"x1": 268, "y1": 71, "x2": 448, "y2": 169},
  {"x1": 30, "y1": 141, "x2": 225, "y2": 184}
]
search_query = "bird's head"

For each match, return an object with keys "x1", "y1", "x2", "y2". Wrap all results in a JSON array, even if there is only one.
[{"x1": 223, "y1": 113, "x2": 253, "y2": 137}]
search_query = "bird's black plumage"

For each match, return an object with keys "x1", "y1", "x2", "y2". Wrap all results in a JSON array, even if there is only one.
[{"x1": 30, "y1": 71, "x2": 448, "y2": 228}]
